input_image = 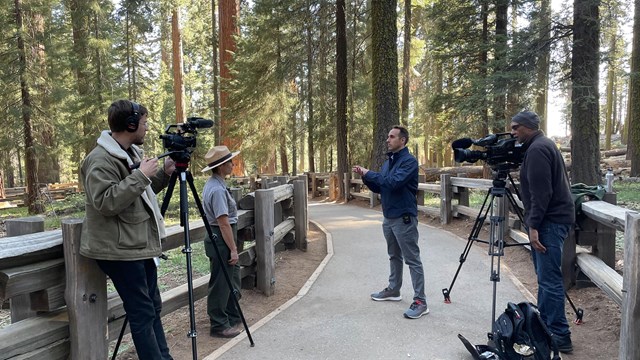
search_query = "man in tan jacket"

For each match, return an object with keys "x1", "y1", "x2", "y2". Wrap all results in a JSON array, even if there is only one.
[{"x1": 81, "y1": 99, "x2": 175, "y2": 360}]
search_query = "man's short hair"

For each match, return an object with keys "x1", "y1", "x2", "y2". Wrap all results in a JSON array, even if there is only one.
[
  {"x1": 392, "y1": 125, "x2": 409, "y2": 145},
  {"x1": 108, "y1": 99, "x2": 148, "y2": 132}
]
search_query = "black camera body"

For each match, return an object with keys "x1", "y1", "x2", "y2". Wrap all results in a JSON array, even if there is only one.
[
  {"x1": 160, "y1": 117, "x2": 213, "y2": 163},
  {"x1": 452, "y1": 132, "x2": 523, "y2": 169}
]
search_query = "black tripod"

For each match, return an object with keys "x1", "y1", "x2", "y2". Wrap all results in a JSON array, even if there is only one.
[
  {"x1": 442, "y1": 165, "x2": 527, "y2": 327},
  {"x1": 160, "y1": 160, "x2": 255, "y2": 358}
]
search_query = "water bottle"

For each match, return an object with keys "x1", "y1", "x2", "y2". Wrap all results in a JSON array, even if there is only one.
[{"x1": 605, "y1": 167, "x2": 614, "y2": 193}]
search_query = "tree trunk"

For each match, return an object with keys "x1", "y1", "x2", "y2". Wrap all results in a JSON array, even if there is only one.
[
  {"x1": 534, "y1": 0, "x2": 551, "y2": 132},
  {"x1": 370, "y1": 0, "x2": 399, "y2": 171},
  {"x1": 172, "y1": 10, "x2": 185, "y2": 124},
  {"x1": 14, "y1": 0, "x2": 43, "y2": 214},
  {"x1": 629, "y1": 0, "x2": 640, "y2": 175},
  {"x1": 336, "y1": 0, "x2": 348, "y2": 200},
  {"x1": 571, "y1": 0, "x2": 601, "y2": 184},
  {"x1": 219, "y1": 0, "x2": 244, "y2": 175},
  {"x1": 605, "y1": 33, "x2": 616, "y2": 151},
  {"x1": 307, "y1": 0, "x2": 315, "y2": 173},
  {"x1": 492, "y1": 0, "x2": 508, "y2": 133},
  {"x1": 211, "y1": 0, "x2": 222, "y2": 145},
  {"x1": 400, "y1": 0, "x2": 411, "y2": 127},
  {"x1": 480, "y1": 0, "x2": 489, "y2": 135}
]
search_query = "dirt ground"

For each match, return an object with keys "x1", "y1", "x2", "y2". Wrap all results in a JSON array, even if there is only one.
[
  {"x1": 116, "y1": 201, "x2": 620, "y2": 359},
  {"x1": 419, "y1": 213, "x2": 621, "y2": 360}
]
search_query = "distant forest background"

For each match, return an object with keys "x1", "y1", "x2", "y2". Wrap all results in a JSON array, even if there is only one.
[{"x1": 2, "y1": 0, "x2": 640, "y2": 213}]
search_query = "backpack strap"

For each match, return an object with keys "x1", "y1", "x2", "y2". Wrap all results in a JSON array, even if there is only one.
[{"x1": 523, "y1": 302, "x2": 561, "y2": 360}]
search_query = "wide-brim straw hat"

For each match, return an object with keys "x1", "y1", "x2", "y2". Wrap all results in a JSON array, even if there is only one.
[{"x1": 201, "y1": 145, "x2": 240, "y2": 172}]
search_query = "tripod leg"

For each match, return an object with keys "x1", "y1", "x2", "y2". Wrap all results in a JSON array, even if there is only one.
[
  {"x1": 160, "y1": 171, "x2": 179, "y2": 216},
  {"x1": 111, "y1": 316, "x2": 128, "y2": 360},
  {"x1": 185, "y1": 171, "x2": 255, "y2": 347},
  {"x1": 565, "y1": 291, "x2": 584, "y2": 324},
  {"x1": 442, "y1": 190, "x2": 493, "y2": 303}
]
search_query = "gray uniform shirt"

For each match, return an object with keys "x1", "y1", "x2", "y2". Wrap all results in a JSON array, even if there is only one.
[{"x1": 202, "y1": 174, "x2": 238, "y2": 225}]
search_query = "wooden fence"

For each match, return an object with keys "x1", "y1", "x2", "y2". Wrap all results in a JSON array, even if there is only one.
[
  {"x1": 345, "y1": 173, "x2": 640, "y2": 360},
  {"x1": 0, "y1": 177, "x2": 308, "y2": 359},
  {"x1": 231, "y1": 172, "x2": 339, "y2": 200}
]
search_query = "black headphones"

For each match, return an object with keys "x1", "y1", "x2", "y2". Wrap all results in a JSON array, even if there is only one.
[{"x1": 125, "y1": 102, "x2": 141, "y2": 132}]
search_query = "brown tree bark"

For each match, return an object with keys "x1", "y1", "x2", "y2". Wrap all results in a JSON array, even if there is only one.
[
  {"x1": 534, "y1": 0, "x2": 551, "y2": 132},
  {"x1": 492, "y1": 0, "x2": 508, "y2": 133},
  {"x1": 629, "y1": 0, "x2": 640, "y2": 175},
  {"x1": 14, "y1": 0, "x2": 44, "y2": 214},
  {"x1": 400, "y1": 0, "x2": 411, "y2": 128},
  {"x1": 571, "y1": 0, "x2": 601, "y2": 184},
  {"x1": 172, "y1": 9, "x2": 185, "y2": 124},
  {"x1": 336, "y1": 0, "x2": 348, "y2": 199},
  {"x1": 211, "y1": 0, "x2": 221, "y2": 145},
  {"x1": 219, "y1": 0, "x2": 245, "y2": 175},
  {"x1": 370, "y1": 0, "x2": 399, "y2": 171}
]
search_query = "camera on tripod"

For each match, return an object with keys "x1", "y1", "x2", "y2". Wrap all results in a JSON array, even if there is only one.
[
  {"x1": 451, "y1": 132, "x2": 523, "y2": 169},
  {"x1": 159, "y1": 117, "x2": 214, "y2": 163}
]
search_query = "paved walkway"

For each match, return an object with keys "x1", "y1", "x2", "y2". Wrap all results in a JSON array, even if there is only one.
[{"x1": 206, "y1": 201, "x2": 533, "y2": 360}]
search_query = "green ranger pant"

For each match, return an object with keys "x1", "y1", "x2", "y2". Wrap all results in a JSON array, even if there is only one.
[{"x1": 204, "y1": 224, "x2": 241, "y2": 331}]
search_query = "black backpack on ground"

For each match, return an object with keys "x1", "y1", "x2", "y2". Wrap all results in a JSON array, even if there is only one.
[{"x1": 459, "y1": 302, "x2": 561, "y2": 360}]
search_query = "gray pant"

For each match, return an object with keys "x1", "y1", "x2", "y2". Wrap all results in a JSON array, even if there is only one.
[{"x1": 382, "y1": 216, "x2": 426, "y2": 303}]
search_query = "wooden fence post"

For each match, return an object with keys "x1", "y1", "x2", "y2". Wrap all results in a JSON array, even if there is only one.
[
  {"x1": 440, "y1": 174, "x2": 452, "y2": 224},
  {"x1": 294, "y1": 179, "x2": 308, "y2": 251},
  {"x1": 456, "y1": 174, "x2": 470, "y2": 207},
  {"x1": 62, "y1": 219, "x2": 108, "y2": 360},
  {"x1": 595, "y1": 192, "x2": 617, "y2": 268},
  {"x1": 5, "y1": 217, "x2": 45, "y2": 322},
  {"x1": 255, "y1": 189, "x2": 275, "y2": 296},
  {"x1": 310, "y1": 173, "x2": 317, "y2": 198},
  {"x1": 417, "y1": 174, "x2": 425, "y2": 206},
  {"x1": 620, "y1": 212, "x2": 640, "y2": 359}
]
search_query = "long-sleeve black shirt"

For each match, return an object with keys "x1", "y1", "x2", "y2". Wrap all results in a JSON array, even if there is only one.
[{"x1": 519, "y1": 131, "x2": 575, "y2": 229}]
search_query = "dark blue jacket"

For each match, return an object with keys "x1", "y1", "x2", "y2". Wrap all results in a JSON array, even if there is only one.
[{"x1": 362, "y1": 147, "x2": 418, "y2": 218}]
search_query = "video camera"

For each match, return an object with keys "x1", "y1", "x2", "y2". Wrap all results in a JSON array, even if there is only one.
[
  {"x1": 160, "y1": 117, "x2": 213, "y2": 163},
  {"x1": 451, "y1": 132, "x2": 523, "y2": 169}
]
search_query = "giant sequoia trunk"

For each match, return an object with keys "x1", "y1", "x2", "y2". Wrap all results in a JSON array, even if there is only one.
[
  {"x1": 370, "y1": 0, "x2": 398, "y2": 171},
  {"x1": 219, "y1": 0, "x2": 245, "y2": 175},
  {"x1": 172, "y1": 10, "x2": 185, "y2": 124},
  {"x1": 571, "y1": 0, "x2": 601, "y2": 184}
]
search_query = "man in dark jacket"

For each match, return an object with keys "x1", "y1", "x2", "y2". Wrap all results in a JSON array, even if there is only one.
[
  {"x1": 511, "y1": 110, "x2": 575, "y2": 353},
  {"x1": 353, "y1": 125, "x2": 428, "y2": 319},
  {"x1": 81, "y1": 99, "x2": 175, "y2": 360}
]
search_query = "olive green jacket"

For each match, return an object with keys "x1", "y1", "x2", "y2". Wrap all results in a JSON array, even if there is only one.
[{"x1": 80, "y1": 131, "x2": 170, "y2": 261}]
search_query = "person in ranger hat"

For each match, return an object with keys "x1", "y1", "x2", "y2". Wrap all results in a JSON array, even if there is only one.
[
  {"x1": 201, "y1": 145, "x2": 245, "y2": 338},
  {"x1": 510, "y1": 110, "x2": 575, "y2": 353}
]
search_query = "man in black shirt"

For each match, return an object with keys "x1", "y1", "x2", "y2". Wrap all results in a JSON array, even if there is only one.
[{"x1": 511, "y1": 111, "x2": 575, "y2": 353}]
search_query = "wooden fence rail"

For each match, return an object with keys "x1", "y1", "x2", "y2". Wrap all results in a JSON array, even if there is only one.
[
  {"x1": 345, "y1": 173, "x2": 639, "y2": 360},
  {"x1": 0, "y1": 177, "x2": 308, "y2": 359}
]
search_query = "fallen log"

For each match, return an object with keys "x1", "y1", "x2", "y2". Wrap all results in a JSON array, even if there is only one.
[{"x1": 420, "y1": 166, "x2": 484, "y2": 182}]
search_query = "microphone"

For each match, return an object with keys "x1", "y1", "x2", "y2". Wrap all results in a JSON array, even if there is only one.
[
  {"x1": 186, "y1": 117, "x2": 214, "y2": 129},
  {"x1": 451, "y1": 138, "x2": 474, "y2": 149}
]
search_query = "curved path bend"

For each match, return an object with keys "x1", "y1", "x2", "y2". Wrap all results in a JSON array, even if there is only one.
[{"x1": 207, "y1": 201, "x2": 533, "y2": 360}]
